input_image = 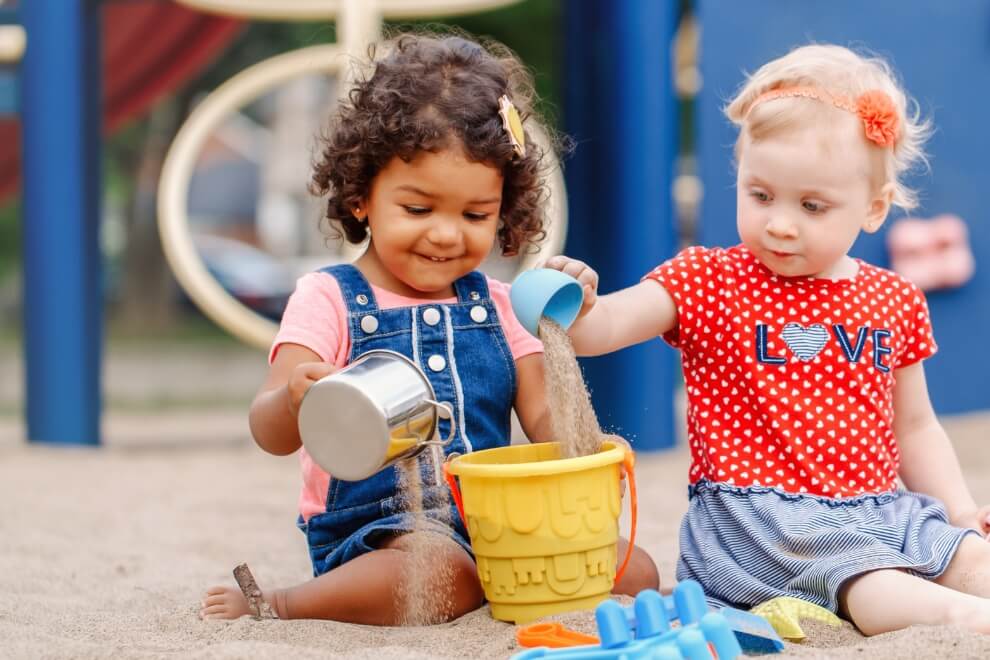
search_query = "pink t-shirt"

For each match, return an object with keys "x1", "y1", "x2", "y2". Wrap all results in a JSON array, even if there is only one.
[{"x1": 271, "y1": 270, "x2": 543, "y2": 521}]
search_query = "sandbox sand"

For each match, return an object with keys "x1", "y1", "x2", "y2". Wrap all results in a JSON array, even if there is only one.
[{"x1": 1, "y1": 410, "x2": 989, "y2": 659}]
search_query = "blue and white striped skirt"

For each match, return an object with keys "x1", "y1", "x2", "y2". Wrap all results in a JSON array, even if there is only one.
[{"x1": 677, "y1": 479, "x2": 977, "y2": 613}]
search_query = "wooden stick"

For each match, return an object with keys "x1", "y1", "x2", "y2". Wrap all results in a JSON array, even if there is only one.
[{"x1": 232, "y1": 563, "x2": 278, "y2": 619}]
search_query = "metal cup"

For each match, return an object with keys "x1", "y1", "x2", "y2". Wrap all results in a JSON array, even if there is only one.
[{"x1": 297, "y1": 349, "x2": 455, "y2": 481}]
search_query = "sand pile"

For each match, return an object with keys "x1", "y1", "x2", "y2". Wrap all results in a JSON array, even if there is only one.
[{"x1": 3, "y1": 412, "x2": 990, "y2": 658}]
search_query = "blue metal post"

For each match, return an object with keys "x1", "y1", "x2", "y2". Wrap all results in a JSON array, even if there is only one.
[
  {"x1": 564, "y1": 1, "x2": 679, "y2": 449},
  {"x1": 0, "y1": 8, "x2": 20, "y2": 117},
  {"x1": 20, "y1": 0, "x2": 103, "y2": 444}
]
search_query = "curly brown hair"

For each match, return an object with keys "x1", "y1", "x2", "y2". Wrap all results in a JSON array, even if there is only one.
[{"x1": 310, "y1": 30, "x2": 561, "y2": 256}]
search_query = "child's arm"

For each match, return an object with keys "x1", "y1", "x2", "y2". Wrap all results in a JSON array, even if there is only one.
[
  {"x1": 513, "y1": 353, "x2": 553, "y2": 442},
  {"x1": 248, "y1": 343, "x2": 336, "y2": 456},
  {"x1": 894, "y1": 362, "x2": 990, "y2": 535},
  {"x1": 544, "y1": 256, "x2": 678, "y2": 357}
]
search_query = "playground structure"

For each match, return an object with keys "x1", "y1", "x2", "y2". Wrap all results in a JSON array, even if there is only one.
[
  {"x1": 5, "y1": 1, "x2": 990, "y2": 448},
  {"x1": 2, "y1": 1, "x2": 242, "y2": 445},
  {"x1": 5, "y1": 0, "x2": 678, "y2": 449}
]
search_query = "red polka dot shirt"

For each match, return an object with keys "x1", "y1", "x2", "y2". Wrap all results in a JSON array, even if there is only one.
[{"x1": 645, "y1": 245, "x2": 937, "y2": 498}]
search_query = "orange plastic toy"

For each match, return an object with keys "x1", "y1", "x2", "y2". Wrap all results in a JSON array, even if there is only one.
[{"x1": 516, "y1": 622, "x2": 600, "y2": 649}]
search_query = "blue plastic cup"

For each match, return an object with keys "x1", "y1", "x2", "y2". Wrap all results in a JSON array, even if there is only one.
[{"x1": 510, "y1": 268, "x2": 584, "y2": 338}]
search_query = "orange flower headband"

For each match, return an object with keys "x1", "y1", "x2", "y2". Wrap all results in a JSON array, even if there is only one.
[{"x1": 748, "y1": 86, "x2": 901, "y2": 148}]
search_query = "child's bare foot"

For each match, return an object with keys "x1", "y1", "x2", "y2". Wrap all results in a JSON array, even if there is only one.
[{"x1": 200, "y1": 585, "x2": 254, "y2": 620}]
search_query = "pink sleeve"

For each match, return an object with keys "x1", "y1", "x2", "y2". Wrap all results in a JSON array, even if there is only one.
[
  {"x1": 488, "y1": 277, "x2": 544, "y2": 361},
  {"x1": 269, "y1": 272, "x2": 350, "y2": 366}
]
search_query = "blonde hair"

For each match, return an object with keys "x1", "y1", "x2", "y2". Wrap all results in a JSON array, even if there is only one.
[{"x1": 725, "y1": 44, "x2": 930, "y2": 210}]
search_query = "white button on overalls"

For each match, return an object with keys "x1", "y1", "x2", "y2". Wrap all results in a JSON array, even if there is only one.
[
  {"x1": 422, "y1": 307, "x2": 441, "y2": 326},
  {"x1": 360, "y1": 315, "x2": 379, "y2": 334},
  {"x1": 470, "y1": 305, "x2": 488, "y2": 323},
  {"x1": 428, "y1": 355, "x2": 446, "y2": 372}
]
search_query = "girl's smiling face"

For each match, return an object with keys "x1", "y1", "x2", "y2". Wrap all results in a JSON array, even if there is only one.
[
  {"x1": 736, "y1": 114, "x2": 892, "y2": 280},
  {"x1": 357, "y1": 147, "x2": 503, "y2": 298}
]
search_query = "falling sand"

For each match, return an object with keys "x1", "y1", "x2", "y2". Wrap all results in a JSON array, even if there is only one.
[
  {"x1": 540, "y1": 317, "x2": 621, "y2": 458},
  {"x1": 393, "y1": 317, "x2": 620, "y2": 625},
  {"x1": 395, "y1": 451, "x2": 456, "y2": 626}
]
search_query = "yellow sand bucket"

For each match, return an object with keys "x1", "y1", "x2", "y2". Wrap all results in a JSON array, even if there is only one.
[{"x1": 443, "y1": 442, "x2": 638, "y2": 624}]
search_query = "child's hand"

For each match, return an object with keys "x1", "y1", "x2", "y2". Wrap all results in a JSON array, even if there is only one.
[
  {"x1": 953, "y1": 504, "x2": 990, "y2": 540},
  {"x1": 973, "y1": 505, "x2": 990, "y2": 540},
  {"x1": 543, "y1": 255, "x2": 599, "y2": 318},
  {"x1": 287, "y1": 362, "x2": 337, "y2": 417}
]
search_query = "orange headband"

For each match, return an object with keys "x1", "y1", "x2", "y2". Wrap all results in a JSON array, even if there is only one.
[{"x1": 747, "y1": 85, "x2": 900, "y2": 148}]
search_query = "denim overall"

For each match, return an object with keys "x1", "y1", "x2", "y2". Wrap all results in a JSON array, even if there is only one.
[{"x1": 300, "y1": 264, "x2": 517, "y2": 576}]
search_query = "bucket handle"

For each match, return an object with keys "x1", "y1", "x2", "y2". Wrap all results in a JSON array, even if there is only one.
[
  {"x1": 442, "y1": 460, "x2": 466, "y2": 524},
  {"x1": 615, "y1": 451, "x2": 637, "y2": 586},
  {"x1": 442, "y1": 450, "x2": 639, "y2": 587}
]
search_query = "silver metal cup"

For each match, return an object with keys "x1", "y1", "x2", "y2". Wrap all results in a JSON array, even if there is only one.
[{"x1": 297, "y1": 349, "x2": 455, "y2": 481}]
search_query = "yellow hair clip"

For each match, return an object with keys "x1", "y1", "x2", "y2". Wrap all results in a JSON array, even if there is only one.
[{"x1": 498, "y1": 95, "x2": 526, "y2": 159}]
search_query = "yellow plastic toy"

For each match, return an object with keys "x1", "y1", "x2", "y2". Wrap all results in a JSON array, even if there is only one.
[
  {"x1": 750, "y1": 596, "x2": 842, "y2": 641},
  {"x1": 444, "y1": 441, "x2": 637, "y2": 624}
]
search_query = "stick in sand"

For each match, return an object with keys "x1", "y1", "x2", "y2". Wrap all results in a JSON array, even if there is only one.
[{"x1": 233, "y1": 563, "x2": 279, "y2": 619}]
